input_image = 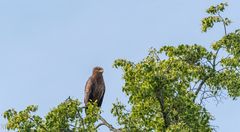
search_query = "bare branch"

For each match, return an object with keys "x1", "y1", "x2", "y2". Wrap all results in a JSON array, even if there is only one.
[
  {"x1": 191, "y1": 80, "x2": 201, "y2": 91},
  {"x1": 193, "y1": 79, "x2": 207, "y2": 102},
  {"x1": 76, "y1": 104, "x2": 122, "y2": 132},
  {"x1": 217, "y1": 12, "x2": 227, "y2": 36},
  {"x1": 96, "y1": 123, "x2": 105, "y2": 129},
  {"x1": 99, "y1": 115, "x2": 122, "y2": 132}
]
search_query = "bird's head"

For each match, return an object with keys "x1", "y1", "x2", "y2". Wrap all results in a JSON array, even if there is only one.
[{"x1": 92, "y1": 66, "x2": 104, "y2": 75}]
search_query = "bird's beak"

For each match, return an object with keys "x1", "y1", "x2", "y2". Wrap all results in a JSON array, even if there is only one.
[{"x1": 99, "y1": 69, "x2": 104, "y2": 73}]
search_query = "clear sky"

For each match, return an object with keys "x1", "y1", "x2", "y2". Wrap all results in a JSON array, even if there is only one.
[{"x1": 0, "y1": 0, "x2": 240, "y2": 131}]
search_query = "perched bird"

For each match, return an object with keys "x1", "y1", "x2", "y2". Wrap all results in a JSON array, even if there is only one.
[{"x1": 84, "y1": 66, "x2": 105, "y2": 107}]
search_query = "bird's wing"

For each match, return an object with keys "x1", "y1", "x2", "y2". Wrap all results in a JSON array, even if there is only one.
[
  {"x1": 98, "y1": 89, "x2": 105, "y2": 107},
  {"x1": 84, "y1": 77, "x2": 95, "y2": 106}
]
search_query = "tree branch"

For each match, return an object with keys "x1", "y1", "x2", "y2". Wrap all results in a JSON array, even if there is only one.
[
  {"x1": 193, "y1": 79, "x2": 206, "y2": 102},
  {"x1": 154, "y1": 63, "x2": 173, "y2": 129},
  {"x1": 156, "y1": 87, "x2": 170, "y2": 130},
  {"x1": 96, "y1": 123, "x2": 105, "y2": 129},
  {"x1": 99, "y1": 115, "x2": 122, "y2": 132},
  {"x1": 218, "y1": 13, "x2": 227, "y2": 36},
  {"x1": 77, "y1": 107, "x2": 85, "y2": 130}
]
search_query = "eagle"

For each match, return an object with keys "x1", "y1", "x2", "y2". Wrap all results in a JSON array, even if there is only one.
[{"x1": 84, "y1": 66, "x2": 105, "y2": 107}]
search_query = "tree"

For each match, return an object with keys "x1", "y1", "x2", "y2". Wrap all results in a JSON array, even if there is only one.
[{"x1": 3, "y1": 2, "x2": 240, "y2": 132}]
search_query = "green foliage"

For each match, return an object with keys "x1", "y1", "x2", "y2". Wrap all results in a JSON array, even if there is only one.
[
  {"x1": 201, "y1": 3, "x2": 231, "y2": 32},
  {"x1": 3, "y1": 2, "x2": 240, "y2": 132},
  {"x1": 3, "y1": 98, "x2": 101, "y2": 132},
  {"x1": 3, "y1": 105, "x2": 42, "y2": 131},
  {"x1": 211, "y1": 29, "x2": 240, "y2": 97},
  {"x1": 111, "y1": 2, "x2": 240, "y2": 131},
  {"x1": 206, "y1": 3, "x2": 228, "y2": 15},
  {"x1": 113, "y1": 47, "x2": 214, "y2": 131}
]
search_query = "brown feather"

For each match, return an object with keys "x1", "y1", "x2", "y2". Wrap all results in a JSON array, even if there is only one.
[{"x1": 84, "y1": 67, "x2": 105, "y2": 107}]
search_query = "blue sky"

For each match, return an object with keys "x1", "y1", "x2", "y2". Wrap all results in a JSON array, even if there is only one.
[{"x1": 0, "y1": 0, "x2": 240, "y2": 131}]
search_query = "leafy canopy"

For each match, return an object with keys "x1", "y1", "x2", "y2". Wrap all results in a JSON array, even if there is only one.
[
  {"x1": 112, "y1": 2, "x2": 240, "y2": 131},
  {"x1": 3, "y1": 2, "x2": 240, "y2": 132},
  {"x1": 3, "y1": 98, "x2": 101, "y2": 132}
]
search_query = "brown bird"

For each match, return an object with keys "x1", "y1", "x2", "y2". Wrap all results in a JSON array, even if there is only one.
[{"x1": 84, "y1": 66, "x2": 105, "y2": 107}]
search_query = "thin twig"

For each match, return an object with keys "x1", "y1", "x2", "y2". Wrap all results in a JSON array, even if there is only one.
[{"x1": 218, "y1": 12, "x2": 227, "y2": 36}]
